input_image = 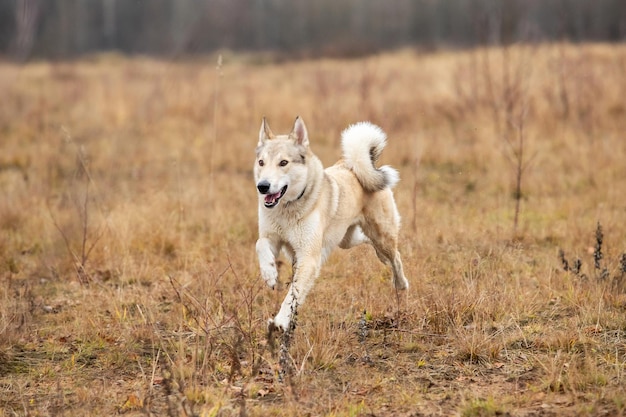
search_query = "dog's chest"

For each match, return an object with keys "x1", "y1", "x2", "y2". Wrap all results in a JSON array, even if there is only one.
[{"x1": 261, "y1": 209, "x2": 321, "y2": 246}]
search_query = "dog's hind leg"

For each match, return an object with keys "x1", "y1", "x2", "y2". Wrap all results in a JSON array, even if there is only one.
[
  {"x1": 389, "y1": 252, "x2": 408, "y2": 290},
  {"x1": 362, "y1": 191, "x2": 409, "y2": 290},
  {"x1": 371, "y1": 243, "x2": 408, "y2": 290}
]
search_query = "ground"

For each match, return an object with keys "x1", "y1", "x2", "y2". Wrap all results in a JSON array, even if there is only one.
[{"x1": 1, "y1": 43, "x2": 626, "y2": 416}]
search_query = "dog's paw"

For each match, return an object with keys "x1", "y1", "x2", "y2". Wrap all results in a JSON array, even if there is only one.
[
  {"x1": 267, "y1": 318, "x2": 287, "y2": 337},
  {"x1": 260, "y1": 264, "x2": 278, "y2": 289},
  {"x1": 394, "y1": 276, "x2": 409, "y2": 290},
  {"x1": 269, "y1": 313, "x2": 290, "y2": 333},
  {"x1": 267, "y1": 318, "x2": 281, "y2": 334}
]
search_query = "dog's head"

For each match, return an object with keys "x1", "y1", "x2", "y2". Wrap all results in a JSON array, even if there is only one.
[{"x1": 254, "y1": 116, "x2": 310, "y2": 209}]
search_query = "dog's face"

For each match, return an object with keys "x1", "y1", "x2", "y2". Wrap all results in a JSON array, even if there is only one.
[{"x1": 254, "y1": 117, "x2": 309, "y2": 209}]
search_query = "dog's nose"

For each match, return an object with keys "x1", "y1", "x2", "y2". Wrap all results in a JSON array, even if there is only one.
[{"x1": 257, "y1": 181, "x2": 271, "y2": 194}]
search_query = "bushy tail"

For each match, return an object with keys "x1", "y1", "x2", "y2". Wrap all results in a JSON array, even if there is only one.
[{"x1": 341, "y1": 122, "x2": 399, "y2": 192}]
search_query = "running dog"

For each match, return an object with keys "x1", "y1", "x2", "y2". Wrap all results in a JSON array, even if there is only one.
[{"x1": 254, "y1": 116, "x2": 408, "y2": 331}]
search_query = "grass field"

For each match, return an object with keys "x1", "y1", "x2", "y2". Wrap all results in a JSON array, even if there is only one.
[{"x1": 1, "y1": 43, "x2": 626, "y2": 416}]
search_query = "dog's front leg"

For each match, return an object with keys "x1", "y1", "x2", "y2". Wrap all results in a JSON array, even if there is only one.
[
  {"x1": 256, "y1": 237, "x2": 281, "y2": 289},
  {"x1": 272, "y1": 254, "x2": 320, "y2": 331}
]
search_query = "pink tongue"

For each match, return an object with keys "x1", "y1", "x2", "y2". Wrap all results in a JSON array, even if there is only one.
[{"x1": 265, "y1": 192, "x2": 280, "y2": 204}]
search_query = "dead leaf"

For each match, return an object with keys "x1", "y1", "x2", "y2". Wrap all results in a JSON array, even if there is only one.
[
  {"x1": 584, "y1": 325, "x2": 603, "y2": 335},
  {"x1": 119, "y1": 393, "x2": 143, "y2": 413}
]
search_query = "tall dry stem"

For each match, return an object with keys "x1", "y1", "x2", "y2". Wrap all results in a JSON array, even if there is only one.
[
  {"x1": 48, "y1": 127, "x2": 106, "y2": 284},
  {"x1": 207, "y1": 54, "x2": 223, "y2": 239},
  {"x1": 481, "y1": 45, "x2": 536, "y2": 236}
]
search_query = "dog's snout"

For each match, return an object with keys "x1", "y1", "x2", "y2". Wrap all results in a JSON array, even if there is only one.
[{"x1": 257, "y1": 181, "x2": 271, "y2": 194}]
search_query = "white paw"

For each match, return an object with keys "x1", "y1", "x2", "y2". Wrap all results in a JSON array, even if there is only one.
[
  {"x1": 271, "y1": 312, "x2": 291, "y2": 332},
  {"x1": 260, "y1": 263, "x2": 278, "y2": 289},
  {"x1": 394, "y1": 277, "x2": 409, "y2": 290}
]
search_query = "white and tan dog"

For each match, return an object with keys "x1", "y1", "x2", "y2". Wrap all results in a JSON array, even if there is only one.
[{"x1": 254, "y1": 116, "x2": 408, "y2": 331}]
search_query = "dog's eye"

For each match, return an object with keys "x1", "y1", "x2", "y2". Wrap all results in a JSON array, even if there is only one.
[
  {"x1": 258, "y1": 160, "x2": 264, "y2": 167},
  {"x1": 279, "y1": 160, "x2": 288, "y2": 167}
]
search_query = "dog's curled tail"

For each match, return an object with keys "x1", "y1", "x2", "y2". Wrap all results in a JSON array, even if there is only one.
[{"x1": 341, "y1": 122, "x2": 399, "y2": 192}]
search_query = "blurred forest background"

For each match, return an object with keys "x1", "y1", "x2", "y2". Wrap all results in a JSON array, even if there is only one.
[{"x1": 1, "y1": 0, "x2": 625, "y2": 60}]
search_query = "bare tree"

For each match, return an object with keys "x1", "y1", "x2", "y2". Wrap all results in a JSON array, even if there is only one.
[
  {"x1": 13, "y1": 0, "x2": 39, "y2": 61},
  {"x1": 102, "y1": 0, "x2": 116, "y2": 49}
]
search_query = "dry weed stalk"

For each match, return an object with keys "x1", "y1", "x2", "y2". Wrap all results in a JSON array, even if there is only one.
[
  {"x1": 505, "y1": 102, "x2": 532, "y2": 235},
  {"x1": 0, "y1": 276, "x2": 35, "y2": 345},
  {"x1": 449, "y1": 44, "x2": 537, "y2": 236},
  {"x1": 358, "y1": 310, "x2": 371, "y2": 363},
  {"x1": 207, "y1": 53, "x2": 224, "y2": 238},
  {"x1": 359, "y1": 63, "x2": 376, "y2": 121},
  {"x1": 559, "y1": 222, "x2": 626, "y2": 291},
  {"x1": 411, "y1": 151, "x2": 422, "y2": 234},
  {"x1": 266, "y1": 300, "x2": 298, "y2": 388},
  {"x1": 483, "y1": 45, "x2": 536, "y2": 236},
  {"x1": 47, "y1": 127, "x2": 106, "y2": 284},
  {"x1": 546, "y1": 44, "x2": 607, "y2": 185},
  {"x1": 159, "y1": 257, "x2": 269, "y2": 415}
]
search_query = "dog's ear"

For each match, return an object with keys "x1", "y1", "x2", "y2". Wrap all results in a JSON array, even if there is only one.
[
  {"x1": 290, "y1": 116, "x2": 309, "y2": 148},
  {"x1": 258, "y1": 117, "x2": 274, "y2": 146}
]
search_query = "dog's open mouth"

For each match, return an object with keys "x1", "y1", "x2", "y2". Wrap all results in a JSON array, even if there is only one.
[{"x1": 264, "y1": 185, "x2": 288, "y2": 208}]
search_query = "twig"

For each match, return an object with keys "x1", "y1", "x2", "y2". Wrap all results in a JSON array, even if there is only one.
[{"x1": 207, "y1": 54, "x2": 223, "y2": 236}]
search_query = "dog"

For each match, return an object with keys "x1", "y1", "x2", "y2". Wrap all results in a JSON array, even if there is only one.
[{"x1": 254, "y1": 116, "x2": 408, "y2": 331}]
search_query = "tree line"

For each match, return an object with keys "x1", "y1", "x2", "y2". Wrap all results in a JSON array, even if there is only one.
[{"x1": 1, "y1": 0, "x2": 624, "y2": 60}]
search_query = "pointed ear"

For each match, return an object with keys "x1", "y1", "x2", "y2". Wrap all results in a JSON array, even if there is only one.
[
  {"x1": 258, "y1": 117, "x2": 274, "y2": 147},
  {"x1": 290, "y1": 116, "x2": 309, "y2": 148}
]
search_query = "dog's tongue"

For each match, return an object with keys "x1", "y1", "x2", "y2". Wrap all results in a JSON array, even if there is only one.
[{"x1": 265, "y1": 192, "x2": 280, "y2": 204}]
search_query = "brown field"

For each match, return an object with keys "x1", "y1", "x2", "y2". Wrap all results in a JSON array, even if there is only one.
[{"x1": 1, "y1": 43, "x2": 626, "y2": 416}]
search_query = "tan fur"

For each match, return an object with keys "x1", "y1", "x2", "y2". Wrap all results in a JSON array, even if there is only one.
[{"x1": 255, "y1": 116, "x2": 408, "y2": 331}]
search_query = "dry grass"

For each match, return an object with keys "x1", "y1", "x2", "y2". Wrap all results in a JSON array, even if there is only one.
[{"x1": 1, "y1": 43, "x2": 626, "y2": 416}]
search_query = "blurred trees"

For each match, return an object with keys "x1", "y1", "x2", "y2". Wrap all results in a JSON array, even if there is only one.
[{"x1": 1, "y1": 0, "x2": 624, "y2": 60}]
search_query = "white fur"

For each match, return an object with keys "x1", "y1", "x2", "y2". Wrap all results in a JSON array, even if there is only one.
[{"x1": 341, "y1": 122, "x2": 400, "y2": 191}]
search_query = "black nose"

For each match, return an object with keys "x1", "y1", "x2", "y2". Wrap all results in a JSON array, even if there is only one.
[{"x1": 257, "y1": 181, "x2": 270, "y2": 194}]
